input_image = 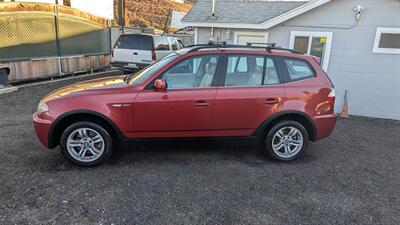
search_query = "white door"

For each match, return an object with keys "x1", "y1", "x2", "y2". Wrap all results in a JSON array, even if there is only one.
[
  {"x1": 234, "y1": 31, "x2": 268, "y2": 45},
  {"x1": 289, "y1": 31, "x2": 333, "y2": 71}
]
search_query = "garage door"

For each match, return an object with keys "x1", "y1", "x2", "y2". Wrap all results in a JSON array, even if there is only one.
[{"x1": 234, "y1": 32, "x2": 268, "y2": 45}]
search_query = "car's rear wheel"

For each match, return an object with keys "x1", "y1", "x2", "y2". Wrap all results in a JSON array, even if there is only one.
[
  {"x1": 60, "y1": 122, "x2": 113, "y2": 166},
  {"x1": 264, "y1": 121, "x2": 308, "y2": 161}
]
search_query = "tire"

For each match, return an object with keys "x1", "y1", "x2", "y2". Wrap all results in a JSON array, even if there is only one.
[
  {"x1": 60, "y1": 121, "x2": 113, "y2": 166},
  {"x1": 264, "y1": 120, "x2": 308, "y2": 161}
]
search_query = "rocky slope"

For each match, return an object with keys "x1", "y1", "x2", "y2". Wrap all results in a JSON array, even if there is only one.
[{"x1": 114, "y1": 0, "x2": 195, "y2": 30}]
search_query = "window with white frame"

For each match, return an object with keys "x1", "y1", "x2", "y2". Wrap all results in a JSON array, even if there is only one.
[
  {"x1": 373, "y1": 27, "x2": 400, "y2": 54},
  {"x1": 289, "y1": 31, "x2": 333, "y2": 71}
]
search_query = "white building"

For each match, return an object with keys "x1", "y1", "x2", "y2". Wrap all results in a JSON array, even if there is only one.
[{"x1": 182, "y1": 0, "x2": 400, "y2": 120}]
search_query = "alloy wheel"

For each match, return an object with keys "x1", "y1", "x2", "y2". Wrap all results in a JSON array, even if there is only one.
[
  {"x1": 66, "y1": 128, "x2": 105, "y2": 163},
  {"x1": 271, "y1": 126, "x2": 304, "y2": 159}
]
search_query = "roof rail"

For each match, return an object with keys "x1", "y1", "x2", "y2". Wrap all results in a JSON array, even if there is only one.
[{"x1": 187, "y1": 42, "x2": 303, "y2": 54}]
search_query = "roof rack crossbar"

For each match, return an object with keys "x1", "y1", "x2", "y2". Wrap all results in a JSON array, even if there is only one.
[{"x1": 187, "y1": 42, "x2": 303, "y2": 54}]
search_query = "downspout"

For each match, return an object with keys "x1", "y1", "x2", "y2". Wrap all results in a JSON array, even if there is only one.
[
  {"x1": 209, "y1": 0, "x2": 216, "y2": 42},
  {"x1": 211, "y1": 0, "x2": 216, "y2": 17}
]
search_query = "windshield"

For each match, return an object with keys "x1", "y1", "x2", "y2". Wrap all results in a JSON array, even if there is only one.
[{"x1": 127, "y1": 53, "x2": 179, "y2": 85}]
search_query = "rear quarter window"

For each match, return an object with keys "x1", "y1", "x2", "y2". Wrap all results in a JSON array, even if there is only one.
[
  {"x1": 114, "y1": 35, "x2": 153, "y2": 50},
  {"x1": 283, "y1": 58, "x2": 315, "y2": 81}
]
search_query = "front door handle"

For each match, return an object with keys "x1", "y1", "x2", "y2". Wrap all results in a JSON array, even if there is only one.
[
  {"x1": 133, "y1": 52, "x2": 138, "y2": 55},
  {"x1": 264, "y1": 98, "x2": 280, "y2": 105},
  {"x1": 194, "y1": 100, "x2": 209, "y2": 107}
]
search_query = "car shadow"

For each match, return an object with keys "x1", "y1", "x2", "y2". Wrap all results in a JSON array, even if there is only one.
[
  {"x1": 107, "y1": 139, "x2": 318, "y2": 167},
  {"x1": 29, "y1": 140, "x2": 318, "y2": 172}
]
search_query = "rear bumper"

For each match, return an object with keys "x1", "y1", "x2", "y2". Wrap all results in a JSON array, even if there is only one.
[
  {"x1": 313, "y1": 114, "x2": 337, "y2": 141},
  {"x1": 33, "y1": 112, "x2": 52, "y2": 148},
  {"x1": 110, "y1": 61, "x2": 150, "y2": 70}
]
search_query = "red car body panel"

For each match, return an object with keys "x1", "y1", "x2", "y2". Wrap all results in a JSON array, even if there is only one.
[
  {"x1": 212, "y1": 86, "x2": 285, "y2": 137},
  {"x1": 133, "y1": 88, "x2": 217, "y2": 138},
  {"x1": 314, "y1": 114, "x2": 337, "y2": 140},
  {"x1": 33, "y1": 48, "x2": 336, "y2": 148},
  {"x1": 33, "y1": 112, "x2": 53, "y2": 147}
]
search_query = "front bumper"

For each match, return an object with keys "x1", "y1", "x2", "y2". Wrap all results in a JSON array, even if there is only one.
[
  {"x1": 313, "y1": 113, "x2": 337, "y2": 141},
  {"x1": 33, "y1": 112, "x2": 52, "y2": 148}
]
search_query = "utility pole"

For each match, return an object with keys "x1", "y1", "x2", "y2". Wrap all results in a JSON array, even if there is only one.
[
  {"x1": 118, "y1": 0, "x2": 125, "y2": 32},
  {"x1": 163, "y1": 9, "x2": 171, "y2": 34},
  {"x1": 150, "y1": 0, "x2": 154, "y2": 27}
]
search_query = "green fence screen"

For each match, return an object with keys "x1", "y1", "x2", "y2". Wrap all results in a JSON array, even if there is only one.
[{"x1": 0, "y1": 2, "x2": 111, "y2": 61}]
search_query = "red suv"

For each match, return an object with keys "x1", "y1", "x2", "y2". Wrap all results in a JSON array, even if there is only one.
[{"x1": 33, "y1": 43, "x2": 336, "y2": 166}]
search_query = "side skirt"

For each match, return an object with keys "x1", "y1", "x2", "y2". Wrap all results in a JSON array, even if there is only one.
[{"x1": 120, "y1": 136, "x2": 260, "y2": 146}]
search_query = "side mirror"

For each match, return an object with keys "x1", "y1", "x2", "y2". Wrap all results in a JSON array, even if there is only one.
[{"x1": 153, "y1": 79, "x2": 167, "y2": 91}]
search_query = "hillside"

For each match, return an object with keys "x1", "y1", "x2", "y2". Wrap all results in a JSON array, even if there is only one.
[{"x1": 114, "y1": 0, "x2": 195, "y2": 31}]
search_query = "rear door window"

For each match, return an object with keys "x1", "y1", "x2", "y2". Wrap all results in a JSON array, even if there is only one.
[
  {"x1": 264, "y1": 58, "x2": 280, "y2": 85},
  {"x1": 114, "y1": 35, "x2": 153, "y2": 50},
  {"x1": 224, "y1": 55, "x2": 279, "y2": 87},
  {"x1": 154, "y1": 36, "x2": 170, "y2": 50},
  {"x1": 283, "y1": 58, "x2": 315, "y2": 81}
]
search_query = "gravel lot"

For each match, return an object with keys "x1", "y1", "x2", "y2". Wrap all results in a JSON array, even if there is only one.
[{"x1": 0, "y1": 74, "x2": 399, "y2": 225}]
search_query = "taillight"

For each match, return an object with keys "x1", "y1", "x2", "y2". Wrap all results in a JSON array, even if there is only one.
[
  {"x1": 328, "y1": 89, "x2": 335, "y2": 107},
  {"x1": 151, "y1": 49, "x2": 156, "y2": 62},
  {"x1": 111, "y1": 48, "x2": 114, "y2": 58},
  {"x1": 316, "y1": 88, "x2": 336, "y2": 115}
]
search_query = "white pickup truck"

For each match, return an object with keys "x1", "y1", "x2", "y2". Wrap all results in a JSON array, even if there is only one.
[{"x1": 111, "y1": 34, "x2": 185, "y2": 71}]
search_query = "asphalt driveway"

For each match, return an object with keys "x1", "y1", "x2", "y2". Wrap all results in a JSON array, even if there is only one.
[{"x1": 0, "y1": 75, "x2": 399, "y2": 225}]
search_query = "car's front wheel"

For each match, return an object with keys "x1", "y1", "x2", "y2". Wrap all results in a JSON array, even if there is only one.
[
  {"x1": 60, "y1": 122, "x2": 113, "y2": 166},
  {"x1": 264, "y1": 121, "x2": 308, "y2": 161}
]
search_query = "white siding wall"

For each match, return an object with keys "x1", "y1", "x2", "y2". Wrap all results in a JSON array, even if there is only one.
[{"x1": 195, "y1": 0, "x2": 400, "y2": 120}]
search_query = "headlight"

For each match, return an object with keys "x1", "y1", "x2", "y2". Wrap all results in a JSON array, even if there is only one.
[{"x1": 37, "y1": 102, "x2": 49, "y2": 114}]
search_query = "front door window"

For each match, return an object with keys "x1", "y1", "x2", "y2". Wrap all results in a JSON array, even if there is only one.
[{"x1": 162, "y1": 55, "x2": 219, "y2": 89}]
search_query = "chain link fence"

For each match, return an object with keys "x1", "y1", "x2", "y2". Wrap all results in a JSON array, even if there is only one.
[
  {"x1": 0, "y1": 2, "x2": 111, "y2": 62},
  {"x1": 0, "y1": 12, "x2": 58, "y2": 60}
]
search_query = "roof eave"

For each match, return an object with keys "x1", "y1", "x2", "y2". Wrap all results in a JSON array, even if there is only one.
[
  {"x1": 181, "y1": 0, "x2": 331, "y2": 29},
  {"x1": 180, "y1": 21, "x2": 266, "y2": 29}
]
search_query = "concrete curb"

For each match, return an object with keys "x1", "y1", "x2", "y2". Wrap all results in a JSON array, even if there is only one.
[{"x1": 0, "y1": 86, "x2": 18, "y2": 95}]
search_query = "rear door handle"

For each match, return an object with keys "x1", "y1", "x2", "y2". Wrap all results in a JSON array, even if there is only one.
[
  {"x1": 133, "y1": 52, "x2": 138, "y2": 55},
  {"x1": 264, "y1": 98, "x2": 280, "y2": 105},
  {"x1": 194, "y1": 100, "x2": 209, "y2": 107}
]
